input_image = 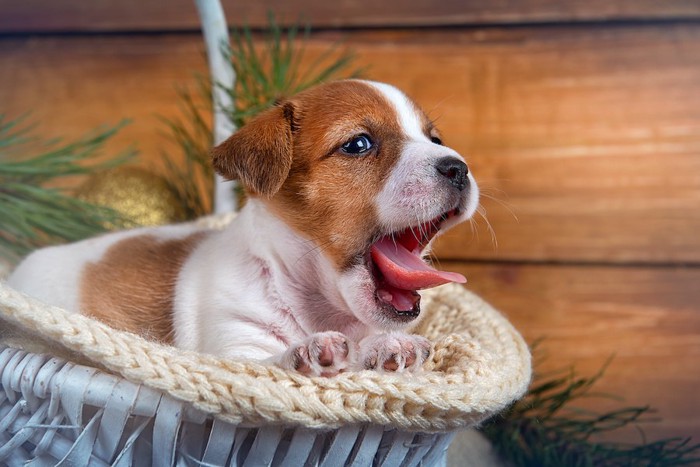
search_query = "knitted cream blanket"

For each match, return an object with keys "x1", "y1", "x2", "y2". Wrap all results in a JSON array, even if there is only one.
[
  {"x1": 0, "y1": 217, "x2": 531, "y2": 431},
  {"x1": 0, "y1": 281, "x2": 530, "y2": 432}
]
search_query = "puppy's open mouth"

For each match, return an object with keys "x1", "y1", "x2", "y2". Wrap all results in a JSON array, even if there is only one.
[{"x1": 368, "y1": 208, "x2": 466, "y2": 320}]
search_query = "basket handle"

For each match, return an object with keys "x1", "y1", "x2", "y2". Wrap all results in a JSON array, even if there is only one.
[{"x1": 195, "y1": 0, "x2": 238, "y2": 213}]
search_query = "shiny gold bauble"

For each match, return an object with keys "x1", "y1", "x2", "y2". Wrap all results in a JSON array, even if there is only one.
[{"x1": 77, "y1": 167, "x2": 187, "y2": 227}]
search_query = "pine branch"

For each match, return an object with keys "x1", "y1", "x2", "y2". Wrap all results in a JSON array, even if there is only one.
[
  {"x1": 160, "y1": 15, "x2": 359, "y2": 216},
  {"x1": 157, "y1": 80, "x2": 215, "y2": 219},
  {"x1": 0, "y1": 115, "x2": 134, "y2": 261},
  {"x1": 481, "y1": 349, "x2": 700, "y2": 466},
  {"x1": 224, "y1": 13, "x2": 361, "y2": 128}
]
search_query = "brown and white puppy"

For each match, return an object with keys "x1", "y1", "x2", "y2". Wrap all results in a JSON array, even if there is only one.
[{"x1": 7, "y1": 80, "x2": 479, "y2": 376}]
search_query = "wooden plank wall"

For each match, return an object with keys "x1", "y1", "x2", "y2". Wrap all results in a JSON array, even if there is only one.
[{"x1": 1, "y1": 1, "x2": 699, "y2": 444}]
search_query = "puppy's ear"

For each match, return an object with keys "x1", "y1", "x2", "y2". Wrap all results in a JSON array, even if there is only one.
[{"x1": 211, "y1": 102, "x2": 295, "y2": 197}]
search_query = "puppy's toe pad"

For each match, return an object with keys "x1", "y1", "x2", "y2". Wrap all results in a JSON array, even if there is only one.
[
  {"x1": 284, "y1": 331, "x2": 356, "y2": 376},
  {"x1": 360, "y1": 333, "x2": 432, "y2": 373}
]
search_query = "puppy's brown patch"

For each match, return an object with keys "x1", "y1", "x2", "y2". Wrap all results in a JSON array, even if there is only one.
[
  {"x1": 211, "y1": 79, "x2": 437, "y2": 270},
  {"x1": 270, "y1": 81, "x2": 410, "y2": 268},
  {"x1": 80, "y1": 232, "x2": 208, "y2": 343},
  {"x1": 211, "y1": 103, "x2": 294, "y2": 197}
]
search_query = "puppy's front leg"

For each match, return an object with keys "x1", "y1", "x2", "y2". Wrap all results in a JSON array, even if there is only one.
[
  {"x1": 358, "y1": 333, "x2": 433, "y2": 373},
  {"x1": 273, "y1": 331, "x2": 358, "y2": 377}
]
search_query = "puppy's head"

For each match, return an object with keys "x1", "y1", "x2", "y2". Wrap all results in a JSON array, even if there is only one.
[{"x1": 212, "y1": 80, "x2": 479, "y2": 329}]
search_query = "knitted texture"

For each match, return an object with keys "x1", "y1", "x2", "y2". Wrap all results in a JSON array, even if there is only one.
[
  {"x1": 0, "y1": 216, "x2": 531, "y2": 432},
  {"x1": 0, "y1": 280, "x2": 530, "y2": 432}
]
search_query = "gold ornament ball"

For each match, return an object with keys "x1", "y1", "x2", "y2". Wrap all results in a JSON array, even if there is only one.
[{"x1": 77, "y1": 167, "x2": 187, "y2": 227}]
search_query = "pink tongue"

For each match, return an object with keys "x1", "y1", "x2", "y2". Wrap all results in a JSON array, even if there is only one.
[{"x1": 371, "y1": 237, "x2": 466, "y2": 292}]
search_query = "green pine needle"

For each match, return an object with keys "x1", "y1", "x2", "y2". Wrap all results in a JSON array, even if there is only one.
[
  {"x1": 223, "y1": 15, "x2": 361, "y2": 128},
  {"x1": 481, "y1": 350, "x2": 700, "y2": 466},
  {"x1": 157, "y1": 80, "x2": 215, "y2": 218},
  {"x1": 0, "y1": 115, "x2": 134, "y2": 261},
  {"x1": 161, "y1": 14, "x2": 360, "y2": 216}
]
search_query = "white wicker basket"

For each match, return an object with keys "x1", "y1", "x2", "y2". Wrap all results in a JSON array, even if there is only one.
[
  {"x1": 0, "y1": 279, "x2": 531, "y2": 466},
  {"x1": 0, "y1": 2, "x2": 532, "y2": 465},
  {"x1": 0, "y1": 346, "x2": 456, "y2": 465}
]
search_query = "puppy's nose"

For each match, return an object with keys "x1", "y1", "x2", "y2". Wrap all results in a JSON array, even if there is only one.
[{"x1": 435, "y1": 156, "x2": 468, "y2": 191}]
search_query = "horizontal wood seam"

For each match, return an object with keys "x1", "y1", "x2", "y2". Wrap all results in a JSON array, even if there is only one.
[
  {"x1": 3, "y1": 17, "x2": 700, "y2": 39},
  {"x1": 436, "y1": 258, "x2": 700, "y2": 270}
]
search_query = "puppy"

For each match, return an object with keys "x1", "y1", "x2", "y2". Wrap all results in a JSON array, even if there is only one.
[{"x1": 7, "y1": 80, "x2": 479, "y2": 376}]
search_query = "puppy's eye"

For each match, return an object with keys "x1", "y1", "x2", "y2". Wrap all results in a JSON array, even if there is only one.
[
  {"x1": 430, "y1": 136, "x2": 443, "y2": 145},
  {"x1": 341, "y1": 135, "x2": 373, "y2": 155}
]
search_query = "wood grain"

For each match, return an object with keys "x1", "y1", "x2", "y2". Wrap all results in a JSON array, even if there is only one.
[
  {"x1": 446, "y1": 262, "x2": 700, "y2": 442},
  {"x1": 2, "y1": 25, "x2": 699, "y2": 263},
  {"x1": 366, "y1": 26, "x2": 700, "y2": 264},
  {"x1": 0, "y1": 35, "x2": 205, "y2": 174},
  {"x1": 1, "y1": 0, "x2": 699, "y2": 33},
  {"x1": 0, "y1": 21, "x2": 699, "y2": 447}
]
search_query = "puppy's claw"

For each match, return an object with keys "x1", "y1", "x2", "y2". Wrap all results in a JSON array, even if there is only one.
[
  {"x1": 291, "y1": 346, "x2": 312, "y2": 373},
  {"x1": 383, "y1": 354, "x2": 400, "y2": 371},
  {"x1": 359, "y1": 333, "x2": 432, "y2": 373},
  {"x1": 280, "y1": 331, "x2": 356, "y2": 376}
]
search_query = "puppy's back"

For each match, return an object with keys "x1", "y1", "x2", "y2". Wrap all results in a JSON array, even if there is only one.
[{"x1": 7, "y1": 223, "x2": 209, "y2": 342}]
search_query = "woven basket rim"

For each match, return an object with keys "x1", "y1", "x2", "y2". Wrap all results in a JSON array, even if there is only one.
[{"x1": 0, "y1": 277, "x2": 531, "y2": 431}]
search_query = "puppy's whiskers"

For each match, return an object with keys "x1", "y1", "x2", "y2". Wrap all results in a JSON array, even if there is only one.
[
  {"x1": 295, "y1": 237, "x2": 334, "y2": 265},
  {"x1": 476, "y1": 205, "x2": 498, "y2": 250},
  {"x1": 385, "y1": 231, "x2": 395, "y2": 249},
  {"x1": 480, "y1": 190, "x2": 518, "y2": 222},
  {"x1": 468, "y1": 217, "x2": 479, "y2": 243},
  {"x1": 413, "y1": 216, "x2": 425, "y2": 247}
]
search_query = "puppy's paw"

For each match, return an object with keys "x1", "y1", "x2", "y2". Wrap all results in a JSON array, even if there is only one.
[
  {"x1": 358, "y1": 333, "x2": 433, "y2": 373},
  {"x1": 279, "y1": 331, "x2": 356, "y2": 377}
]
